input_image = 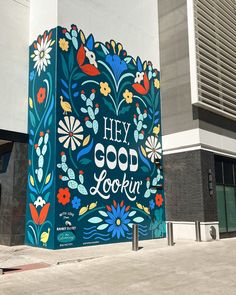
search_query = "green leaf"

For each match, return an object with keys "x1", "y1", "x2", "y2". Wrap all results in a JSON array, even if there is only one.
[
  {"x1": 119, "y1": 105, "x2": 131, "y2": 115},
  {"x1": 104, "y1": 99, "x2": 116, "y2": 114},
  {"x1": 79, "y1": 158, "x2": 92, "y2": 165},
  {"x1": 61, "y1": 53, "x2": 69, "y2": 80},
  {"x1": 68, "y1": 48, "x2": 74, "y2": 73},
  {"x1": 73, "y1": 72, "x2": 85, "y2": 80},
  {"x1": 29, "y1": 111, "x2": 36, "y2": 127},
  {"x1": 27, "y1": 230, "x2": 35, "y2": 245},
  {"x1": 141, "y1": 166, "x2": 149, "y2": 173}
]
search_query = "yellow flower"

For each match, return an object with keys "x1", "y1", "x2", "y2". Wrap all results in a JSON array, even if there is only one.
[
  {"x1": 100, "y1": 82, "x2": 111, "y2": 96},
  {"x1": 59, "y1": 38, "x2": 69, "y2": 51},
  {"x1": 123, "y1": 89, "x2": 133, "y2": 104},
  {"x1": 154, "y1": 79, "x2": 160, "y2": 89},
  {"x1": 153, "y1": 124, "x2": 160, "y2": 135}
]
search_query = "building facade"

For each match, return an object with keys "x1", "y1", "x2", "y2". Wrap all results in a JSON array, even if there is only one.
[{"x1": 0, "y1": 0, "x2": 235, "y2": 247}]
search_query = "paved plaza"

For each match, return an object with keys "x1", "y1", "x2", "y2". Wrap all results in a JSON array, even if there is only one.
[{"x1": 0, "y1": 238, "x2": 236, "y2": 294}]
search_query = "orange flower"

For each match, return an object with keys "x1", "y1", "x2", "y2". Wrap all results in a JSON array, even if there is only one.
[
  {"x1": 29, "y1": 203, "x2": 50, "y2": 225},
  {"x1": 155, "y1": 194, "x2": 163, "y2": 207},
  {"x1": 37, "y1": 87, "x2": 46, "y2": 104},
  {"x1": 57, "y1": 188, "x2": 71, "y2": 205}
]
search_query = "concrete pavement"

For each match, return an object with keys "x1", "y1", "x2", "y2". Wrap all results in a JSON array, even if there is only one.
[{"x1": 0, "y1": 238, "x2": 236, "y2": 294}]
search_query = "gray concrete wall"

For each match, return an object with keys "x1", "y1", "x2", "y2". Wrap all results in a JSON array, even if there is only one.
[
  {"x1": 0, "y1": 142, "x2": 28, "y2": 245},
  {"x1": 158, "y1": 0, "x2": 199, "y2": 136},
  {"x1": 164, "y1": 149, "x2": 218, "y2": 222}
]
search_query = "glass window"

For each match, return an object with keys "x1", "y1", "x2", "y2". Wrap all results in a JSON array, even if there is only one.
[
  {"x1": 216, "y1": 185, "x2": 227, "y2": 233},
  {"x1": 223, "y1": 162, "x2": 234, "y2": 185},
  {"x1": 215, "y1": 160, "x2": 223, "y2": 184},
  {"x1": 225, "y1": 187, "x2": 236, "y2": 232}
]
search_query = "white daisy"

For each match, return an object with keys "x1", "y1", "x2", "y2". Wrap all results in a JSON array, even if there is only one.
[
  {"x1": 32, "y1": 36, "x2": 53, "y2": 76},
  {"x1": 58, "y1": 116, "x2": 84, "y2": 151},
  {"x1": 34, "y1": 196, "x2": 46, "y2": 208},
  {"x1": 145, "y1": 135, "x2": 162, "y2": 163}
]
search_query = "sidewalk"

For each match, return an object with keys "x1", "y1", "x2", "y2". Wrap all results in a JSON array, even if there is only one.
[{"x1": 1, "y1": 238, "x2": 236, "y2": 294}]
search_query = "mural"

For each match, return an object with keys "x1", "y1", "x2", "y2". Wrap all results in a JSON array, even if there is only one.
[{"x1": 26, "y1": 25, "x2": 165, "y2": 249}]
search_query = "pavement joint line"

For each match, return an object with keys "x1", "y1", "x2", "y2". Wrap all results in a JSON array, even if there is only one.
[{"x1": 56, "y1": 256, "x2": 102, "y2": 265}]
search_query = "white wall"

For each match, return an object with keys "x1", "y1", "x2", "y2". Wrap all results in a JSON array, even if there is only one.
[
  {"x1": 0, "y1": 0, "x2": 29, "y2": 134},
  {"x1": 58, "y1": 0, "x2": 160, "y2": 70}
]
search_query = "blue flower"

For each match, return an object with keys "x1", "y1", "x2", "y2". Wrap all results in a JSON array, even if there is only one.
[
  {"x1": 105, "y1": 204, "x2": 130, "y2": 239},
  {"x1": 30, "y1": 70, "x2": 35, "y2": 81},
  {"x1": 72, "y1": 196, "x2": 81, "y2": 209},
  {"x1": 105, "y1": 54, "x2": 128, "y2": 82},
  {"x1": 149, "y1": 199, "x2": 155, "y2": 210}
]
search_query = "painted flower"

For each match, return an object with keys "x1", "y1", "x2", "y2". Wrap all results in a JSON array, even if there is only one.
[
  {"x1": 34, "y1": 196, "x2": 46, "y2": 208},
  {"x1": 37, "y1": 87, "x2": 46, "y2": 104},
  {"x1": 153, "y1": 125, "x2": 160, "y2": 135},
  {"x1": 31, "y1": 31, "x2": 54, "y2": 76},
  {"x1": 105, "y1": 40, "x2": 128, "y2": 82},
  {"x1": 77, "y1": 44, "x2": 100, "y2": 76},
  {"x1": 132, "y1": 57, "x2": 150, "y2": 95},
  {"x1": 123, "y1": 89, "x2": 133, "y2": 104},
  {"x1": 57, "y1": 188, "x2": 71, "y2": 205},
  {"x1": 154, "y1": 78, "x2": 160, "y2": 89},
  {"x1": 72, "y1": 196, "x2": 81, "y2": 209},
  {"x1": 59, "y1": 38, "x2": 69, "y2": 51},
  {"x1": 149, "y1": 199, "x2": 155, "y2": 210},
  {"x1": 29, "y1": 203, "x2": 50, "y2": 225},
  {"x1": 105, "y1": 202, "x2": 130, "y2": 239},
  {"x1": 62, "y1": 25, "x2": 79, "y2": 49},
  {"x1": 134, "y1": 72, "x2": 144, "y2": 84},
  {"x1": 145, "y1": 135, "x2": 162, "y2": 162},
  {"x1": 58, "y1": 116, "x2": 84, "y2": 151},
  {"x1": 84, "y1": 47, "x2": 97, "y2": 68},
  {"x1": 155, "y1": 194, "x2": 163, "y2": 207},
  {"x1": 100, "y1": 82, "x2": 111, "y2": 96}
]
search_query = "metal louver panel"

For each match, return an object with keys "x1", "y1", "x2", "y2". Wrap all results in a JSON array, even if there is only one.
[{"x1": 194, "y1": 0, "x2": 236, "y2": 119}]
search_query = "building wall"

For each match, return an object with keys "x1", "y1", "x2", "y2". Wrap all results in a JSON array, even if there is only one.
[
  {"x1": 158, "y1": 0, "x2": 199, "y2": 136},
  {"x1": 0, "y1": 0, "x2": 29, "y2": 134}
]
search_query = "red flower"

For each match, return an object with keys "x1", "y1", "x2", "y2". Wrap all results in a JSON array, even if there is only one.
[
  {"x1": 106, "y1": 205, "x2": 112, "y2": 212},
  {"x1": 79, "y1": 170, "x2": 84, "y2": 175},
  {"x1": 57, "y1": 188, "x2": 71, "y2": 205},
  {"x1": 77, "y1": 44, "x2": 100, "y2": 76},
  {"x1": 37, "y1": 87, "x2": 46, "y2": 104},
  {"x1": 29, "y1": 203, "x2": 50, "y2": 225},
  {"x1": 132, "y1": 72, "x2": 150, "y2": 95},
  {"x1": 155, "y1": 194, "x2": 163, "y2": 207}
]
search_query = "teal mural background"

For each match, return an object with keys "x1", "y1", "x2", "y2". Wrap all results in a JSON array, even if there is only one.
[{"x1": 26, "y1": 25, "x2": 165, "y2": 249}]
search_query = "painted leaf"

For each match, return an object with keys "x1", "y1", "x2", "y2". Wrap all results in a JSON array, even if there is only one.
[
  {"x1": 134, "y1": 130, "x2": 139, "y2": 142},
  {"x1": 44, "y1": 192, "x2": 50, "y2": 202},
  {"x1": 97, "y1": 224, "x2": 109, "y2": 230},
  {"x1": 83, "y1": 135, "x2": 90, "y2": 146},
  {"x1": 77, "y1": 184, "x2": 88, "y2": 195},
  {"x1": 119, "y1": 105, "x2": 131, "y2": 115},
  {"x1": 141, "y1": 166, "x2": 149, "y2": 173},
  {"x1": 79, "y1": 158, "x2": 92, "y2": 165},
  {"x1": 88, "y1": 217, "x2": 103, "y2": 224},
  {"x1": 141, "y1": 146, "x2": 147, "y2": 157},
  {"x1": 68, "y1": 47, "x2": 74, "y2": 72},
  {"x1": 79, "y1": 30, "x2": 86, "y2": 44},
  {"x1": 79, "y1": 174, "x2": 84, "y2": 184},
  {"x1": 38, "y1": 203, "x2": 50, "y2": 225},
  {"x1": 27, "y1": 230, "x2": 35, "y2": 245},
  {"x1": 61, "y1": 53, "x2": 69, "y2": 79},
  {"x1": 99, "y1": 211, "x2": 108, "y2": 217},
  {"x1": 45, "y1": 173, "x2": 51, "y2": 185},
  {"x1": 29, "y1": 111, "x2": 36, "y2": 127},
  {"x1": 128, "y1": 211, "x2": 136, "y2": 217},
  {"x1": 29, "y1": 97, "x2": 33, "y2": 109},
  {"x1": 77, "y1": 139, "x2": 94, "y2": 160},
  {"x1": 133, "y1": 217, "x2": 144, "y2": 223},
  {"x1": 30, "y1": 175, "x2": 34, "y2": 187},
  {"x1": 93, "y1": 120, "x2": 98, "y2": 134},
  {"x1": 144, "y1": 190, "x2": 151, "y2": 198}
]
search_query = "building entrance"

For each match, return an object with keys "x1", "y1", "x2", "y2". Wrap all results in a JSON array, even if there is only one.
[{"x1": 215, "y1": 157, "x2": 236, "y2": 235}]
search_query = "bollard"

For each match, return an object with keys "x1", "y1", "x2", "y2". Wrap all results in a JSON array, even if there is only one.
[
  {"x1": 167, "y1": 222, "x2": 174, "y2": 246},
  {"x1": 132, "y1": 224, "x2": 139, "y2": 251},
  {"x1": 195, "y1": 221, "x2": 201, "y2": 242},
  {"x1": 0, "y1": 268, "x2": 3, "y2": 275}
]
